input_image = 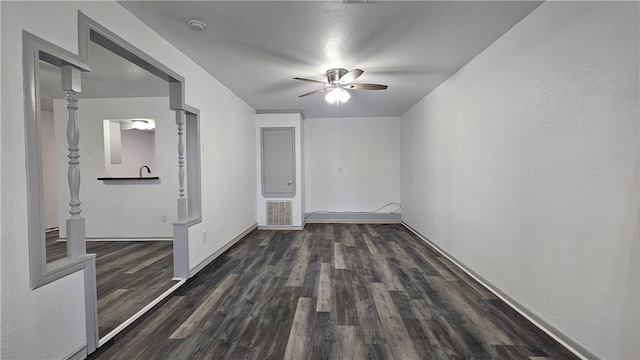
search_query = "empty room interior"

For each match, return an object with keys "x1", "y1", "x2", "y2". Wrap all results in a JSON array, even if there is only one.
[{"x1": 1, "y1": 1, "x2": 638, "y2": 360}]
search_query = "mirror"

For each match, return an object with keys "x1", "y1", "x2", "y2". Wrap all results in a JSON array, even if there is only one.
[{"x1": 103, "y1": 118, "x2": 156, "y2": 177}]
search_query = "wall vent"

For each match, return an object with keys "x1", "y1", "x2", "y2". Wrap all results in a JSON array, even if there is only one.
[{"x1": 267, "y1": 201, "x2": 292, "y2": 226}]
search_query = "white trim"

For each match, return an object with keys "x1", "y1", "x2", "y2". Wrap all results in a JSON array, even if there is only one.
[
  {"x1": 255, "y1": 109, "x2": 302, "y2": 115},
  {"x1": 258, "y1": 225, "x2": 305, "y2": 231},
  {"x1": 63, "y1": 344, "x2": 87, "y2": 360},
  {"x1": 87, "y1": 237, "x2": 172, "y2": 242},
  {"x1": 173, "y1": 223, "x2": 190, "y2": 279},
  {"x1": 305, "y1": 212, "x2": 401, "y2": 224},
  {"x1": 82, "y1": 258, "x2": 99, "y2": 354},
  {"x1": 45, "y1": 226, "x2": 60, "y2": 234},
  {"x1": 57, "y1": 237, "x2": 173, "y2": 242},
  {"x1": 401, "y1": 221, "x2": 596, "y2": 360},
  {"x1": 98, "y1": 279, "x2": 186, "y2": 347},
  {"x1": 189, "y1": 223, "x2": 258, "y2": 277}
]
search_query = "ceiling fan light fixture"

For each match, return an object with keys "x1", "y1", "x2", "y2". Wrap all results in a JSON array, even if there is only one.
[
  {"x1": 325, "y1": 87, "x2": 351, "y2": 104},
  {"x1": 132, "y1": 119, "x2": 155, "y2": 130},
  {"x1": 338, "y1": 88, "x2": 351, "y2": 103},
  {"x1": 296, "y1": 68, "x2": 384, "y2": 103},
  {"x1": 188, "y1": 20, "x2": 206, "y2": 31}
]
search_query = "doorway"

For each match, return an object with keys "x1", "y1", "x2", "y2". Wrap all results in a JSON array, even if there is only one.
[
  {"x1": 25, "y1": 13, "x2": 202, "y2": 355},
  {"x1": 38, "y1": 40, "x2": 178, "y2": 341}
]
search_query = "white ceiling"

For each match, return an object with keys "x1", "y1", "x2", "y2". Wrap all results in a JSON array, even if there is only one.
[
  {"x1": 39, "y1": 40, "x2": 168, "y2": 111},
  {"x1": 44, "y1": 1, "x2": 542, "y2": 118},
  {"x1": 119, "y1": 1, "x2": 542, "y2": 118}
]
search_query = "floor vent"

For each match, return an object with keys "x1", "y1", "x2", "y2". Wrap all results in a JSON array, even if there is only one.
[{"x1": 267, "y1": 201, "x2": 292, "y2": 226}]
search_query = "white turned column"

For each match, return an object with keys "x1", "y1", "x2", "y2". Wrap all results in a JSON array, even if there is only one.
[
  {"x1": 176, "y1": 111, "x2": 187, "y2": 222},
  {"x1": 62, "y1": 65, "x2": 86, "y2": 258}
]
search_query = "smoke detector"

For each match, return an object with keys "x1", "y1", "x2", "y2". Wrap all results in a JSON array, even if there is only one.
[{"x1": 188, "y1": 20, "x2": 206, "y2": 31}]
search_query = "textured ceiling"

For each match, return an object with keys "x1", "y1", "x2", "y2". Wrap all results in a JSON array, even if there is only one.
[
  {"x1": 39, "y1": 40, "x2": 168, "y2": 111},
  {"x1": 119, "y1": 1, "x2": 542, "y2": 118},
  {"x1": 44, "y1": 1, "x2": 543, "y2": 118}
]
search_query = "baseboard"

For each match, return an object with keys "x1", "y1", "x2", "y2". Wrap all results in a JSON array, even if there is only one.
[
  {"x1": 401, "y1": 221, "x2": 599, "y2": 360},
  {"x1": 45, "y1": 227, "x2": 59, "y2": 238},
  {"x1": 57, "y1": 237, "x2": 173, "y2": 242},
  {"x1": 305, "y1": 212, "x2": 401, "y2": 224},
  {"x1": 98, "y1": 280, "x2": 186, "y2": 347},
  {"x1": 64, "y1": 344, "x2": 87, "y2": 360},
  {"x1": 257, "y1": 225, "x2": 305, "y2": 230},
  {"x1": 87, "y1": 237, "x2": 173, "y2": 242},
  {"x1": 189, "y1": 222, "x2": 258, "y2": 277}
]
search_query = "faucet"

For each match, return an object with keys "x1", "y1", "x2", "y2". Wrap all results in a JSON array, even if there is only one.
[{"x1": 139, "y1": 165, "x2": 151, "y2": 178}]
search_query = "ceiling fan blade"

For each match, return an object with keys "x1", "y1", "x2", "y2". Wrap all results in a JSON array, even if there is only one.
[
  {"x1": 298, "y1": 88, "x2": 330, "y2": 97},
  {"x1": 348, "y1": 83, "x2": 388, "y2": 90},
  {"x1": 339, "y1": 69, "x2": 364, "y2": 84},
  {"x1": 293, "y1": 77, "x2": 328, "y2": 85}
]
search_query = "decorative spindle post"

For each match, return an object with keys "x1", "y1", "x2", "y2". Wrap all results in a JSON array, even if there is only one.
[
  {"x1": 176, "y1": 111, "x2": 187, "y2": 222},
  {"x1": 62, "y1": 65, "x2": 86, "y2": 259}
]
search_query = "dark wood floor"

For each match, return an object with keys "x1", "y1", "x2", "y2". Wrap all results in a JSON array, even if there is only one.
[
  {"x1": 89, "y1": 224, "x2": 578, "y2": 360},
  {"x1": 47, "y1": 236, "x2": 177, "y2": 338}
]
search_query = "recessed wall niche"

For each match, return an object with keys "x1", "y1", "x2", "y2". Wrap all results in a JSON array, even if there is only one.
[{"x1": 103, "y1": 118, "x2": 157, "y2": 178}]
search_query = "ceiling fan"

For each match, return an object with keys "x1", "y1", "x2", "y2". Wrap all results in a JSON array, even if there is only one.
[{"x1": 294, "y1": 68, "x2": 388, "y2": 104}]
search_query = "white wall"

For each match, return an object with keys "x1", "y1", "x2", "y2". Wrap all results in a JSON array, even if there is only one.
[
  {"x1": 2, "y1": 3, "x2": 90, "y2": 358},
  {"x1": 400, "y1": 2, "x2": 639, "y2": 359},
  {"x1": 255, "y1": 113, "x2": 305, "y2": 228},
  {"x1": 1, "y1": 1, "x2": 257, "y2": 359},
  {"x1": 54, "y1": 97, "x2": 175, "y2": 239},
  {"x1": 187, "y1": 95, "x2": 257, "y2": 271},
  {"x1": 110, "y1": 128, "x2": 156, "y2": 178},
  {"x1": 305, "y1": 117, "x2": 399, "y2": 213}
]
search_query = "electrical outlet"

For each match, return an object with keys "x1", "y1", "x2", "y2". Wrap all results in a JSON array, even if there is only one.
[
  {"x1": 161, "y1": 215, "x2": 167, "y2": 222},
  {"x1": 202, "y1": 230, "x2": 208, "y2": 243}
]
